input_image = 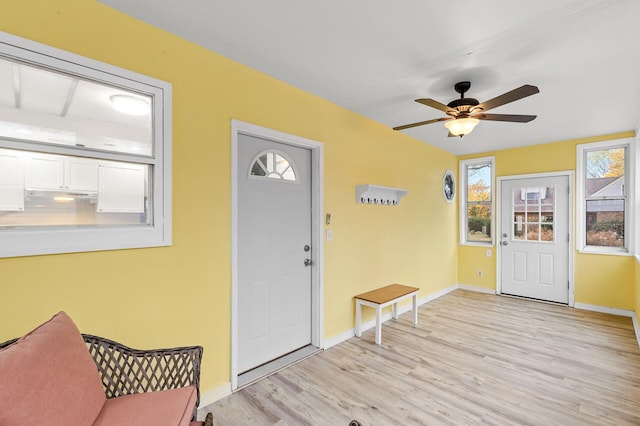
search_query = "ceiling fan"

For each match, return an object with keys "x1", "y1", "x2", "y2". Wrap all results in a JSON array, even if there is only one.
[{"x1": 393, "y1": 81, "x2": 539, "y2": 137}]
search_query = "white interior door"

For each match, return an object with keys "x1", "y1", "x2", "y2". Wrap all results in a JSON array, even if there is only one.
[
  {"x1": 237, "y1": 133, "x2": 312, "y2": 373},
  {"x1": 500, "y1": 175, "x2": 570, "y2": 304}
]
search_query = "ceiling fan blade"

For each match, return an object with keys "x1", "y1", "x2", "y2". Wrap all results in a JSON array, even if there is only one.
[
  {"x1": 393, "y1": 117, "x2": 450, "y2": 131},
  {"x1": 475, "y1": 113, "x2": 537, "y2": 123},
  {"x1": 415, "y1": 98, "x2": 456, "y2": 114},
  {"x1": 475, "y1": 85, "x2": 539, "y2": 112}
]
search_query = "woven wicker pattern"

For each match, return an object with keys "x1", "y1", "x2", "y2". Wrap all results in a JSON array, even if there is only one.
[{"x1": 1, "y1": 334, "x2": 204, "y2": 421}]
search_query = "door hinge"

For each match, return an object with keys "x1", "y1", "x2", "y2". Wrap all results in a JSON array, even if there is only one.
[{"x1": 568, "y1": 281, "x2": 570, "y2": 289}]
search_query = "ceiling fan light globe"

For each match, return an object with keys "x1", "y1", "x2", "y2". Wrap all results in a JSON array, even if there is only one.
[{"x1": 444, "y1": 117, "x2": 479, "y2": 136}]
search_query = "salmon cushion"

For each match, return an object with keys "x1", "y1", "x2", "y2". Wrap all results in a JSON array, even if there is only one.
[
  {"x1": 94, "y1": 386, "x2": 197, "y2": 426},
  {"x1": 0, "y1": 312, "x2": 106, "y2": 426}
]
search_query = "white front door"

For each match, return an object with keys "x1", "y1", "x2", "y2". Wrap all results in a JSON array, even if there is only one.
[
  {"x1": 237, "y1": 133, "x2": 313, "y2": 373},
  {"x1": 499, "y1": 175, "x2": 570, "y2": 304}
]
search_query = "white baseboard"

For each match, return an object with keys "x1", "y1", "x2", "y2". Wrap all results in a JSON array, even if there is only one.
[
  {"x1": 574, "y1": 302, "x2": 640, "y2": 349},
  {"x1": 456, "y1": 283, "x2": 496, "y2": 294},
  {"x1": 574, "y1": 302, "x2": 635, "y2": 317},
  {"x1": 324, "y1": 328, "x2": 355, "y2": 349},
  {"x1": 419, "y1": 284, "x2": 458, "y2": 302},
  {"x1": 633, "y1": 314, "x2": 640, "y2": 349},
  {"x1": 197, "y1": 382, "x2": 231, "y2": 414}
]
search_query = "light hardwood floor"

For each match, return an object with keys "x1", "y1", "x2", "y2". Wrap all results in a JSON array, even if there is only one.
[{"x1": 206, "y1": 290, "x2": 640, "y2": 425}]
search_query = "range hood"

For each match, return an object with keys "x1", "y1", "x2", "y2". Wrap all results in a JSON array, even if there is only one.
[{"x1": 25, "y1": 189, "x2": 97, "y2": 200}]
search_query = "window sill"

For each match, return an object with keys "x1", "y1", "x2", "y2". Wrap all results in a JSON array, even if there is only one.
[
  {"x1": 459, "y1": 242, "x2": 494, "y2": 247},
  {"x1": 578, "y1": 247, "x2": 631, "y2": 257}
]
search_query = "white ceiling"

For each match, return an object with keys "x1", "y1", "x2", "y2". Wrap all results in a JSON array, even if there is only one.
[{"x1": 99, "y1": 0, "x2": 640, "y2": 155}]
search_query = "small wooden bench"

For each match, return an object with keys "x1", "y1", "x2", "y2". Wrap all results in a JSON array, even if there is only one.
[{"x1": 354, "y1": 284, "x2": 419, "y2": 344}]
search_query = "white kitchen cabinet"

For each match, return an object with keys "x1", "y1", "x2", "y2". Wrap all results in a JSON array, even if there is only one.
[
  {"x1": 0, "y1": 148, "x2": 25, "y2": 211},
  {"x1": 97, "y1": 161, "x2": 146, "y2": 213},
  {"x1": 25, "y1": 153, "x2": 64, "y2": 190},
  {"x1": 66, "y1": 157, "x2": 99, "y2": 191},
  {"x1": 25, "y1": 153, "x2": 98, "y2": 192}
]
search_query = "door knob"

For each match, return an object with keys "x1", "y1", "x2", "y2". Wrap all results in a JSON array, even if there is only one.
[
  {"x1": 304, "y1": 258, "x2": 313, "y2": 266},
  {"x1": 501, "y1": 241, "x2": 509, "y2": 246}
]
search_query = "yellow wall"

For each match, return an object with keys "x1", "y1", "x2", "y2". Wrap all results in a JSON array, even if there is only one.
[
  {"x1": 0, "y1": 0, "x2": 458, "y2": 393},
  {"x1": 635, "y1": 258, "x2": 640, "y2": 321},
  {"x1": 459, "y1": 132, "x2": 637, "y2": 310},
  {"x1": 457, "y1": 245, "x2": 496, "y2": 291}
]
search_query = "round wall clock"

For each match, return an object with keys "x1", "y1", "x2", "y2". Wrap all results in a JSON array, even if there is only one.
[{"x1": 443, "y1": 170, "x2": 455, "y2": 203}]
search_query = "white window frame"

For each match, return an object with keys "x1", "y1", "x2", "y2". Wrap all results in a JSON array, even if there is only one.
[
  {"x1": 0, "y1": 31, "x2": 172, "y2": 258},
  {"x1": 459, "y1": 156, "x2": 495, "y2": 246},
  {"x1": 576, "y1": 137, "x2": 634, "y2": 256},
  {"x1": 635, "y1": 129, "x2": 640, "y2": 262}
]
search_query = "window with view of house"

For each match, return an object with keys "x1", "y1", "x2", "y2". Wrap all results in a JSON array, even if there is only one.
[
  {"x1": 513, "y1": 186, "x2": 555, "y2": 242},
  {"x1": 577, "y1": 139, "x2": 633, "y2": 254},
  {"x1": 460, "y1": 157, "x2": 494, "y2": 245},
  {"x1": 0, "y1": 32, "x2": 172, "y2": 258}
]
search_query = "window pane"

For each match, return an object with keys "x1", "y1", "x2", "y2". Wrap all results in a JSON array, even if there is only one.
[
  {"x1": 541, "y1": 224, "x2": 554, "y2": 241},
  {"x1": 511, "y1": 185, "x2": 554, "y2": 243},
  {"x1": 0, "y1": 148, "x2": 150, "y2": 229},
  {"x1": 0, "y1": 56, "x2": 152, "y2": 156},
  {"x1": 527, "y1": 212, "x2": 539, "y2": 222},
  {"x1": 250, "y1": 151, "x2": 297, "y2": 181},
  {"x1": 585, "y1": 199, "x2": 624, "y2": 247},
  {"x1": 465, "y1": 161, "x2": 492, "y2": 243},
  {"x1": 514, "y1": 223, "x2": 524, "y2": 240},
  {"x1": 250, "y1": 160, "x2": 266, "y2": 176},
  {"x1": 467, "y1": 203, "x2": 491, "y2": 242},
  {"x1": 281, "y1": 167, "x2": 295, "y2": 180},
  {"x1": 466, "y1": 163, "x2": 491, "y2": 202},
  {"x1": 585, "y1": 148, "x2": 624, "y2": 197}
]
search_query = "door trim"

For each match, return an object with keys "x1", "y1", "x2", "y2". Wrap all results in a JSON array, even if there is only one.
[
  {"x1": 230, "y1": 119, "x2": 324, "y2": 390},
  {"x1": 496, "y1": 171, "x2": 574, "y2": 306}
]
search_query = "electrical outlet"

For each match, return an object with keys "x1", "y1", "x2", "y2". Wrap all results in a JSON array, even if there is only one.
[
  {"x1": 477, "y1": 270, "x2": 483, "y2": 278},
  {"x1": 326, "y1": 229, "x2": 332, "y2": 241}
]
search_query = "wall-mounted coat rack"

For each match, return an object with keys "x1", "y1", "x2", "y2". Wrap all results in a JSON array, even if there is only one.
[{"x1": 356, "y1": 184, "x2": 408, "y2": 206}]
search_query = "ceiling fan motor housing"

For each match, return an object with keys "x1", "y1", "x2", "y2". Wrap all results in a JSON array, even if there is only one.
[{"x1": 447, "y1": 97, "x2": 480, "y2": 112}]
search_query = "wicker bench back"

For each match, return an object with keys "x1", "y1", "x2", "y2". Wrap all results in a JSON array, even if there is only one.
[{"x1": 0, "y1": 334, "x2": 203, "y2": 421}]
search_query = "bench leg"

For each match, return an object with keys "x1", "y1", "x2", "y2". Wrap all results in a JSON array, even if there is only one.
[
  {"x1": 204, "y1": 412, "x2": 214, "y2": 426},
  {"x1": 392, "y1": 302, "x2": 399, "y2": 320},
  {"x1": 355, "y1": 300, "x2": 362, "y2": 338},
  {"x1": 412, "y1": 294, "x2": 418, "y2": 326},
  {"x1": 375, "y1": 304, "x2": 382, "y2": 344}
]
